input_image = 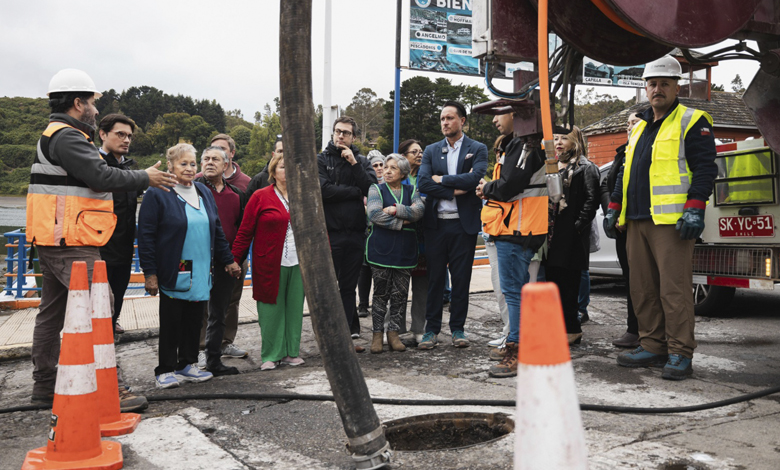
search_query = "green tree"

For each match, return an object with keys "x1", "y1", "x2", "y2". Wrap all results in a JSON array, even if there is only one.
[
  {"x1": 345, "y1": 88, "x2": 385, "y2": 145},
  {"x1": 731, "y1": 74, "x2": 745, "y2": 94},
  {"x1": 711, "y1": 82, "x2": 725, "y2": 91},
  {"x1": 573, "y1": 88, "x2": 632, "y2": 129},
  {"x1": 230, "y1": 125, "x2": 252, "y2": 160}
]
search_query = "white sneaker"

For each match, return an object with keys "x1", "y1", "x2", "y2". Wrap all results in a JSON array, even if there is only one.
[
  {"x1": 221, "y1": 344, "x2": 248, "y2": 358},
  {"x1": 197, "y1": 350, "x2": 207, "y2": 370},
  {"x1": 488, "y1": 336, "x2": 507, "y2": 348},
  {"x1": 155, "y1": 372, "x2": 180, "y2": 389},
  {"x1": 351, "y1": 333, "x2": 360, "y2": 339},
  {"x1": 415, "y1": 333, "x2": 424, "y2": 343},
  {"x1": 174, "y1": 364, "x2": 213, "y2": 383}
]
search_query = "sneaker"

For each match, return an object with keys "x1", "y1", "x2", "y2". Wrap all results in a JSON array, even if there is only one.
[
  {"x1": 617, "y1": 346, "x2": 668, "y2": 368},
  {"x1": 155, "y1": 372, "x2": 180, "y2": 389},
  {"x1": 197, "y1": 350, "x2": 207, "y2": 370},
  {"x1": 488, "y1": 336, "x2": 506, "y2": 348},
  {"x1": 174, "y1": 364, "x2": 213, "y2": 383},
  {"x1": 114, "y1": 323, "x2": 125, "y2": 334},
  {"x1": 351, "y1": 332, "x2": 360, "y2": 339},
  {"x1": 221, "y1": 344, "x2": 248, "y2": 358},
  {"x1": 662, "y1": 354, "x2": 693, "y2": 380},
  {"x1": 578, "y1": 311, "x2": 590, "y2": 324},
  {"x1": 414, "y1": 333, "x2": 424, "y2": 344},
  {"x1": 119, "y1": 389, "x2": 149, "y2": 412},
  {"x1": 260, "y1": 361, "x2": 278, "y2": 370},
  {"x1": 281, "y1": 356, "x2": 305, "y2": 366},
  {"x1": 452, "y1": 331, "x2": 469, "y2": 348},
  {"x1": 417, "y1": 332, "x2": 438, "y2": 350},
  {"x1": 489, "y1": 346, "x2": 507, "y2": 361},
  {"x1": 489, "y1": 342, "x2": 518, "y2": 378},
  {"x1": 358, "y1": 306, "x2": 370, "y2": 318}
]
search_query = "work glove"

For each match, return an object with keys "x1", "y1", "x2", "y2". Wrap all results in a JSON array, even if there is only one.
[
  {"x1": 676, "y1": 207, "x2": 705, "y2": 240},
  {"x1": 603, "y1": 206, "x2": 620, "y2": 239}
]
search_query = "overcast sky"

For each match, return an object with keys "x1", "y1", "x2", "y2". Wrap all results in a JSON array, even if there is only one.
[{"x1": 0, "y1": 1, "x2": 760, "y2": 120}]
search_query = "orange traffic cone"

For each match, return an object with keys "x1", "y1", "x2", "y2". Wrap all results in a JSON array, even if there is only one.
[
  {"x1": 22, "y1": 261, "x2": 123, "y2": 470},
  {"x1": 91, "y1": 261, "x2": 141, "y2": 436},
  {"x1": 514, "y1": 282, "x2": 588, "y2": 470}
]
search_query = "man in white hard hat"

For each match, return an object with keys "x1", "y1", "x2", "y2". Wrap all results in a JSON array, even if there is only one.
[
  {"x1": 603, "y1": 55, "x2": 717, "y2": 380},
  {"x1": 27, "y1": 69, "x2": 177, "y2": 405}
]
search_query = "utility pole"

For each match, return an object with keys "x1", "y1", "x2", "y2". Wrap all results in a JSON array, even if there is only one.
[
  {"x1": 393, "y1": 0, "x2": 402, "y2": 153},
  {"x1": 321, "y1": 0, "x2": 333, "y2": 152}
]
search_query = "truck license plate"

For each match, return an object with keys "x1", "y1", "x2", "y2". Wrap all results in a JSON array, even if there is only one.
[{"x1": 718, "y1": 215, "x2": 775, "y2": 237}]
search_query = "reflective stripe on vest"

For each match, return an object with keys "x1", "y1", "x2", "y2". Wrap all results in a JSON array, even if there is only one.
[
  {"x1": 619, "y1": 105, "x2": 713, "y2": 225},
  {"x1": 26, "y1": 122, "x2": 117, "y2": 246},
  {"x1": 481, "y1": 144, "x2": 548, "y2": 237}
]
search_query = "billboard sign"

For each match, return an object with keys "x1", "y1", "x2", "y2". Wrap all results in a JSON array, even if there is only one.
[
  {"x1": 409, "y1": 0, "x2": 479, "y2": 76},
  {"x1": 582, "y1": 59, "x2": 645, "y2": 88}
]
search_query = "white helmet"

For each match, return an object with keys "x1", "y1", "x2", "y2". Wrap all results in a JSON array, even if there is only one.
[
  {"x1": 642, "y1": 55, "x2": 683, "y2": 80},
  {"x1": 47, "y1": 69, "x2": 102, "y2": 98}
]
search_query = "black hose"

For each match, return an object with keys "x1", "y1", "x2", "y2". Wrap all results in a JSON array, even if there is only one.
[{"x1": 4, "y1": 386, "x2": 779, "y2": 416}]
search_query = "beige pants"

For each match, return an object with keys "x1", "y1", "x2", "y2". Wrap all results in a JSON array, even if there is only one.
[{"x1": 626, "y1": 219, "x2": 697, "y2": 358}]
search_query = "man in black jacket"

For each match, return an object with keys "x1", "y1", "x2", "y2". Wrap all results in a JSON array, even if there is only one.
[
  {"x1": 97, "y1": 114, "x2": 138, "y2": 336},
  {"x1": 317, "y1": 116, "x2": 377, "y2": 351},
  {"x1": 600, "y1": 112, "x2": 642, "y2": 348}
]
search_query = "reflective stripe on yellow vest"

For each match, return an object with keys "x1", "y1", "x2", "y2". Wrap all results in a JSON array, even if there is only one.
[
  {"x1": 26, "y1": 122, "x2": 116, "y2": 247},
  {"x1": 481, "y1": 144, "x2": 548, "y2": 237},
  {"x1": 619, "y1": 105, "x2": 713, "y2": 225}
]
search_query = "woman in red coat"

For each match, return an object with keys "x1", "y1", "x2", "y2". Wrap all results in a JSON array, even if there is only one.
[{"x1": 232, "y1": 154, "x2": 304, "y2": 370}]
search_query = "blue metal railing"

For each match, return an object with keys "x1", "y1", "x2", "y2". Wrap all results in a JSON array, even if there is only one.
[{"x1": 4, "y1": 227, "x2": 486, "y2": 300}]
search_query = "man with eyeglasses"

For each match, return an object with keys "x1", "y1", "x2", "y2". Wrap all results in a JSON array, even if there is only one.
[
  {"x1": 317, "y1": 116, "x2": 378, "y2": 352},
  {"x1": 97, "y1": 114, "x2": 139, "y2": 336}
]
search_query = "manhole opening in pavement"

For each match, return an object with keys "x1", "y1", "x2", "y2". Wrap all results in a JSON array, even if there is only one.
[{"x1": 383, "y1": 412, "x2": 514, "y2": 452}]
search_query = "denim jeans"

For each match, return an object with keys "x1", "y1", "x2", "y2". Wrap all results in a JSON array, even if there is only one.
[
  {"x1": 495, "y1": 241, "x2": 535, "y2": 344},
  {"x1": 578, "y1": 270, "x2": 590, "y2": 315}
]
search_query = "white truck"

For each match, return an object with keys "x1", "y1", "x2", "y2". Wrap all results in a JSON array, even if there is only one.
[{"x1": 591, "y1": 138, "x2": 779, "y2": 315}]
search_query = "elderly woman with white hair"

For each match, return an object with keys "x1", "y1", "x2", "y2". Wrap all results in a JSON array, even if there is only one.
[
  {"x1": 365, "y1": 153, "x2": 425, "y2": 353},
  {"x1": 138, "y1": 143, "x2": 241, "y2": 389}
]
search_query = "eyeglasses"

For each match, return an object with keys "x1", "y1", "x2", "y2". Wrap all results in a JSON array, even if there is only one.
[
  {"x1": 405, "y1": 149, "x2": 422, "y2": 156},
  {"x1": 334, "y1": 129, "x2": 353, "y2": 138},
  {"x1": 112, "y1": 130, "x2": 133, "y2": 141},
  {"x1": 372, "y1": 163, "x2": 384, "y2": 168}
]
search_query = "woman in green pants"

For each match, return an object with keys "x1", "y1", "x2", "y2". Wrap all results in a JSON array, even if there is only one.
[{"x1": 232, "y1": 153, "x2": 304, "y2": 370}]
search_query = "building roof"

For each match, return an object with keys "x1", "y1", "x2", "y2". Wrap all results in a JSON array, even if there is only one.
[{"x1": 582, "y1": 91, "x2": 756, "y2": 136}]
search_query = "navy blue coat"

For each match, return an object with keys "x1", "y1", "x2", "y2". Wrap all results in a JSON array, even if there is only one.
[
  {"x1": 137, "y1": 182, "x2": 233, "y2": 290},
  {"x1": 418, "y1": 134, "x2": 488, "y2": 235}
]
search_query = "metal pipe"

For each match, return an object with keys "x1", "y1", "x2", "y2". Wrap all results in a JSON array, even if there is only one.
[
  {"x1": 393, "y1": 0, "x2": 402, "y2": 153},
  {"x1": 278, "y1": 3, "x2": 391, "y2": 468}
]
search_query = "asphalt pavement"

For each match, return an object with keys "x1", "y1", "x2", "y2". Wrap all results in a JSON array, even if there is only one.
[{"x1": 1, "y1": 277, "x2": 780, "y2": 470}]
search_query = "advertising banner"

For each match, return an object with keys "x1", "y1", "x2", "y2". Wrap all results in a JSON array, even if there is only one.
[
  {"x1": 582, "y1": 59, "x2": 645, "y2": 88},
  {"x1": 409, "y1": 0, "x2": 479, "y2": 76}
]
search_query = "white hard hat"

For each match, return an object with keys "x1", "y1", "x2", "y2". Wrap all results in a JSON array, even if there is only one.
[
  {"x1": 641, "y1": 55, "x2": 683, "y2": 80},
  {"x1": 47, "y1": 68, "x2": 102, "y2": 98}
]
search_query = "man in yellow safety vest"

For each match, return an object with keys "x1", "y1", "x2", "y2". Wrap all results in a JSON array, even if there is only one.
[{"x1": 604, "y1": 55, "x2": 718, "y2": 381}]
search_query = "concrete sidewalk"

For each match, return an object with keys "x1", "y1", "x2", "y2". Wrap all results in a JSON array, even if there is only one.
[{"x1": 0, "y1": 266, "x2": 496, "y2": 360}]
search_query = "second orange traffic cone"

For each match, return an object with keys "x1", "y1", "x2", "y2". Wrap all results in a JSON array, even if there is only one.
[
  {"x1": 514, "y1": 282, "x2": 588, "y2": 470},
  {"x1": 92, "y1": 260, "x2": 141, "y2": 436},
  {"x1": 22, "y1": 261, "x2": 123, "y2": 470}
]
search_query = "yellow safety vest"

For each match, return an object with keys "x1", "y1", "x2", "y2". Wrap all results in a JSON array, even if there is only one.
[
  {"x1": 724, "y1": 150, "x2": 774, "y2": 204},
  {"x1": 26, "y1": 122, "x2": 117, "y2": 246},
  {"x1": 481, "y1": 144, "x2": 548, "y2": 237},
  {"x1": 619, "y1": 105, "x2": 713, "y2": 225}
]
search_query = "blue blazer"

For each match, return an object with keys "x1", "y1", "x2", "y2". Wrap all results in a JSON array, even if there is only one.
[
  {"x1": 137, "y1": 182, "x2": 234, "y2": 290},
  {"x1": 417, "y1": 134, "x2": 488, "y2": 234}
]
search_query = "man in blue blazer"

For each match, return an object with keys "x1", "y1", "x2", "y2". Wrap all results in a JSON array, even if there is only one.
[{"x1": 417, "y1": 101, "x2": 488, "y2": 349}]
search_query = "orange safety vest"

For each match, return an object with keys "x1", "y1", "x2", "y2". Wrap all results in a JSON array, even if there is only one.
[
  {"x1": 481, "y1": 145, "x2": 548, "y2": 237},
  {"x1": 26, "y1": 122, "x2": 117, "y2": 247}
]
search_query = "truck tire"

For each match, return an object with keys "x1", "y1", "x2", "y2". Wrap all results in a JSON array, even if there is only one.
[{"x1": 693, "y1": 284, "x2": 736, "y2": 316}]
